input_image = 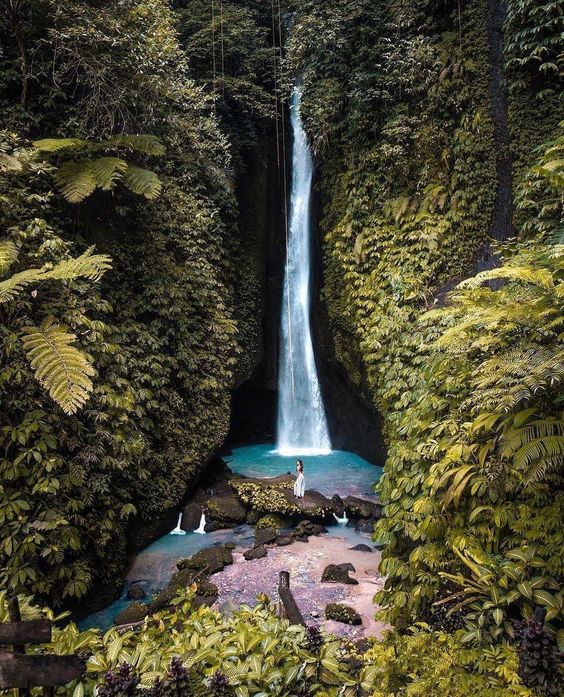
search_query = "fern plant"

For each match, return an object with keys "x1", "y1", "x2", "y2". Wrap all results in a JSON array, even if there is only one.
[
  {"x1": 33, "y1": 134, "x2": 165, "y2": 203},
  {"x1": 0, "y1": 240, "x2": 111, "y2": 413}
]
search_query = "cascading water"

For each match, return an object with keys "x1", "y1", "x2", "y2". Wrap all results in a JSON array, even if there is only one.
[
  {"x1": 170, "y1": 512, "x2": 186, "y2": 535},
  {"x1": 276, "y1": 86, "x2": 331, "y2": 456}
]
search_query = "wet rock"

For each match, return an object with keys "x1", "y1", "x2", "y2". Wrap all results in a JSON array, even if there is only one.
[
  {"x1": 349, "y1": 544, "x2": 373, "y2": 553},
  {"x1": 127, "y1": 584, "x2": 146, "y2": 600},
  {"x1": 180, "y1": 503, "x2": 202, "y2": 532},
  {"x1": 243, "y1": 546, "x2": 267, "y2": 560},
  {"x1": 354, "y1": 518, "x2": 377, "y2": 534},
  {"x1": 256, "y1": 513, "x2": 292, "y2": 531},
  {"x1": 321, "y1": 563, "x2": 359, "y2": 585},
  {"x1": 177, "y1": 545, "x2": 233, "y2": 574},
  {"x1": 246, "y1": 510, "x2": 261, "y2": 525},
  {"x1": 292, "y1": 520, "x2": 327, "y2": 539},
  {"x1": 204, "y1": 519, "x2": 237, "y2": 532},
  {"x1": 114, "y1": 602, "x2": 149, "y2": 625},
  {"x1": 206, "y1": 493, "x2": 247, "y2": 525},
  {"x1": 255, "y1": 526, "x2": 277, "y2": 547},
  {"x1": 331, "y1": 495, "x2": 345, "y2": 517},
  {"x1": 325, "y1": 603, "x2": 362, "y2": 625},
  {"x1": 275, "y1": 534, "x2": 293, "y2": 546},
  {"x1": 343, "y1": 496, "x2": 383, "y2": 520}
]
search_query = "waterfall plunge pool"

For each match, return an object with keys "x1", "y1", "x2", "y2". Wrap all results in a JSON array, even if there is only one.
[{"x1": 225, "y1": 443, "x2": 382, "y2": 499}]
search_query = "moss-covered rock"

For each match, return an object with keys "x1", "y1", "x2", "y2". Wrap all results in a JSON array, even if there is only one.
[
  {"x1": 325, "y1": 603, "x2": 362, "y2": 625},
  {"x1": 127, "y1": 584, "x2": 147, "y2": 600},
  {"x1": 206, "y1": 494, "x2": 247, "y2": 524},
  {"x1": 256, "y1": 513, "x2": 291, "y2": 531},
  {"x1": 231, "y1": 477, "x2": 334, "y2": 521},
  {"x1": 114, "y1": 602, "x2": 150, "y2": 625},
  {"x1": 255, "y1": 526, "x2": 277, "y2": 547},
  {"x1": 177, "y1": 545, "x2": 233, "y2": 574},
  {"x1": 343, "y1": 496, "x2": 382, "y2": 519}
]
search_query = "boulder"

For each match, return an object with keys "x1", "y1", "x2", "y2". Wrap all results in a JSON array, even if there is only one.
[
  {"x1": 180, "y1": 503, "x2": 203, "y2": 532},
  {"x1": 177, "y1": 545, "x2": 233, "y2": 575},
  {"x1": 292, "y1": 520, "x2": 327, "y2": 539},
  {"x1": 354, "y1": 518, "x2": 377, "y2": 534},
  {"x1": 343, "y1": 496, "x2": 383, "y2": 520},
  {"x1": 115, "y1": 602, "x2": 150, "y2": 625},
  {"x1": 149, "y1": 568, "x2": 218, "y2": 613},
  {"x1": 204, "y1": 519, "x2": 236, "y2": 532},
  {"x1": 331, "y1": 494, "x2": 345, "y2": 517},
  {"x1": 283, "y1": 489, "x2": 335, "y2": 521},
  {"x1": 256, "y1": 513, "x2": 292, "y2": 531},
  {"x1": 255, "y1": 526, "x2": 277, "y2": 547},
  {"x1": 325, "y1": 603, "x2": 362, "y2": 625},
  {"x1": 127, "y1": 584, "x2": 146, "y2": 600},
  {"x1": 230, "y1": 476, "x2": 334, "y2": 521},
  {"x1": 321, "y1": 563, "x2": 359, "y2": 585},
  {"x1": 206, "y1": 493, "x2": 247, "y2": 525},
  {"x1": 349, "y1": 543, "x2": 373, "y2": 553},
  {"x1": 243, "y1": 546, "x2": 267, "y2": 560},
  {"x1": 275, "y1": 535, "x2": 293, "y2": 547}
]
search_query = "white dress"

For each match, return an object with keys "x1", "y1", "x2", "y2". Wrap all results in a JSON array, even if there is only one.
[{"x1": 294, "y1": 472, "x2": 305, "y2": 498}]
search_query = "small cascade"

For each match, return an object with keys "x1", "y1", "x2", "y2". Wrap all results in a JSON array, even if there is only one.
[
  {"x1": 194, "y1": 511, "x2": 207, "y2": 534},
  {"x1": 333, "y1": 511, "x2": 349, "y2": 526},
  {"x1": 170, "y1": 512, "x2": 186, "y2": 535}
]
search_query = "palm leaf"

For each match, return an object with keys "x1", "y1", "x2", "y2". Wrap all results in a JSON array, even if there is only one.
[{"x1": 21, "y1": 317, "x2": 95, "y2": 414}]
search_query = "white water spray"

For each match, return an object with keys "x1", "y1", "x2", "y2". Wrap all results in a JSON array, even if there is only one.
[
  {"x1": 333, "y1": 511, "x2": 349, "y2": 526},
  {"x1": 194, "y1": 512, "x2": 207, "y2": 535},
  {"x1": 170, "y1": 512, "x2": 186, "y2": 535},
  {"x1": 276, "y1": 86, "x2": 331, "y2": 456}
]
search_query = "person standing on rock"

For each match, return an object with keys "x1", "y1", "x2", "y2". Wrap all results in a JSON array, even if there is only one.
[{"x1": 294, "y1": 459, "x2": 305, "y2": 498}]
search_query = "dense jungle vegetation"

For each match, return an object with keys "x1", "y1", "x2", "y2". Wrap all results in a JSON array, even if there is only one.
[{"x1": 0, "y1": 0, "x2": 562, "y2": 695}]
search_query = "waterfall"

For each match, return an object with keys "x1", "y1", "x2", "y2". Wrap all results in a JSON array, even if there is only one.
[
  {"x1": 170, "y1": 512, "x2": 186, "y2": 535},
  {"x1": 333, "y1": 511, "x2": 349, "y2": 526},
  {"x1": 194, "y1": 512, "x2": 207, "y2": 535},
  {"x1": 276, "y1": 86, "x2": 332, "y2": 456}
]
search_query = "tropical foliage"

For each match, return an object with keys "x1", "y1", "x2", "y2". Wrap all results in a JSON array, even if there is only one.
[
  {"x1": 288, "y1": 0, "x2": 563, "y2": 670},
  {"x1": 1, "y1": 591, "x2": 529, "y2": 697}
]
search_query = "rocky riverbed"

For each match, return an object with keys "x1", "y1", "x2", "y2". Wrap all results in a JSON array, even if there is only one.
[{"x1": 212, "y1": 532, "x2": 388, "y2": 639}]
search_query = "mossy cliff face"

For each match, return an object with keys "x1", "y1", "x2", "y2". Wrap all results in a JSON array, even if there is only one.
[
  {"x1": 0, "y1": 0, "x2": 274, "y2": 612},
  {"x1": 288, "y1": 0, "x2": 563, "y2": 632}
]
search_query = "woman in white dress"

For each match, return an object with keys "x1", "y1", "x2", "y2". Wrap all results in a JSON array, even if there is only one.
[{"x1": 294, "y1": 459, "x2": 305, "y2": 498}]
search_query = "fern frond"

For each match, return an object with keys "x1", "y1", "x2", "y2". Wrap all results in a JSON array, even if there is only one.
[
  {"x1": 0, "y1": 268, "x2": 45, "y2": 303},
  {"x1": 33, "y1": 138, "x2": 87, "y2": 153},
  {"x1": 21, "y1": 317, "x2": 95, "y2": 414},
  {"x1": 0, "y1": 153, "x2": 24, "y2": 173},
  {"x1": 103, "y1": 135, "x2": 165, "y2": 156},
  {"x1": 122, "y1": 165, "x2": 162, "y2": 200},
  {"x1": 0, "y1": 248, "x2": 111, "y2": 303},
  {"x1": 54, "y1": 160, "x2": 97, "y2": 203},
  {"x1": 89, "y1": 157, "x2": 128, "y2": 191},
  {"x1": 0, "y1": 240, "x2": 18, "y2": 275},
  {"x1": 456, "y1": 266, "x2": 555, "y2": 292},
  {"x1": 44, "y1": 247, "x2": 112, "y2": 282}
]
